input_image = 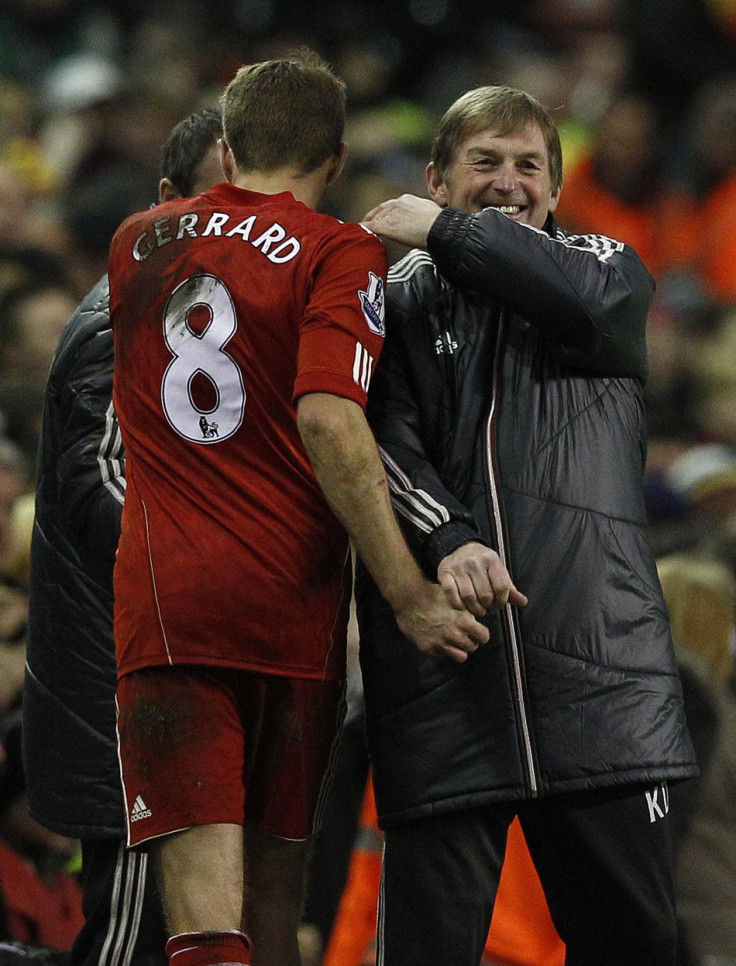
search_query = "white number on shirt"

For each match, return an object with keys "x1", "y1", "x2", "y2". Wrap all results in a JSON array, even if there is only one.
[{"x1": 161, "y1": 274, "x2": 245, "y2": 443}]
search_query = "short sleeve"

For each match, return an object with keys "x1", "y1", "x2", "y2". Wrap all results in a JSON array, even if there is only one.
[{"x1": 293, "y1": 226, "x2": 388, "y2": 409}]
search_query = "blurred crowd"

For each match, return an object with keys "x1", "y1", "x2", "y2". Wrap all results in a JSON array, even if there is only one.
[{"x1": 0, "y1": 0, "x2": 736, "y2": 963}]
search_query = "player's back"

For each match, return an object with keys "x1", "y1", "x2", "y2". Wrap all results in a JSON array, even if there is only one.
[{"x1": 108, "y1": 181, "x2": 386, "y2": 680}]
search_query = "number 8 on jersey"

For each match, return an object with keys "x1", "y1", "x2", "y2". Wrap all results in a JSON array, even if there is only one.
[{"x1": 161, "y1": 274, "x2": 246, "y2": 443}]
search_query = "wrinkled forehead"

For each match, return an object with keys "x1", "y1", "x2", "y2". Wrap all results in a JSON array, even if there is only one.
[
  {"x1": 455, "y1": 121, "x2": 549, "y2": 156},
  {"x1": 441, "y1": 124, "x2": 552, "y2": 182}
]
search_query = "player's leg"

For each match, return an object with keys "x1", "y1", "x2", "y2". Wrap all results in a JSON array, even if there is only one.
[
  {"x1": 155, "y1": 822, "x2": 244, "y2": 931},
  {"x1": 242, "y1": 826, "x2": 310, "y2": 966},
  {"x1": 117, "y1": 666, "x2": 254, "y2": 964},
  {"x1": 239, "y1": 674, "x2": 345, "y2": 966},
  {"x1": 377, "y1": 804, "x2": 513, "y2": 966},
  {"x1": 520, "y1": 782, "x2": 677, "y2": 966}
]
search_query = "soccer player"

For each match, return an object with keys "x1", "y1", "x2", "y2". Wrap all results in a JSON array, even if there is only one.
[{"x1": 108, "y1": 50, "x2": 492, "y2": 966}]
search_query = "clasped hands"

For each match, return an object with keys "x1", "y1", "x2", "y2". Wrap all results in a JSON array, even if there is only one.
[{"x1": 438, "y1": 541, "x2": 528, "y2": 618}]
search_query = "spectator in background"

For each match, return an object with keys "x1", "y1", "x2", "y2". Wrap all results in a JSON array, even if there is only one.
[
  {"x1": 0, "y1": 283, "x2": 76, "y2": 383},
  {"x1": 622, "y1": 0, "x2": 736, "y2": 134},
  {"x1": 657, "y1": 552, "x2": 736, "y2": 966},
  {"x1": 0, "y1": 0, "x2": 121, "y2": 89},
  {"x1": 0, "y1": 160, "x2": 70, "y2": 304},
  {"x1": 643, "y1": 273, "x2": 719, "y2": 443},
  {"x1": 0, "y1": 711, "x2": 84, "y2": 949},
  {"x1": 691, "y1": 303, "x2": 736, "y2": 445},
  {"x1": 665, "y1": 444, "x2": 736, "y2": 532},
  {"x1": 645, "y1": 441, "x2": 736, "y2": 562},
  {"x1": 676, "y1": 75, "x2": 736, "y2": 304},
  {"x1": 36, "y1": 51, "x2": 126, "y2": 197},
  {"x1": 554, "y1": 92, "x2": 694, "y2": 280},
  {"x1": 0, "y1": 436, "x2": 31, "y2": 723},
  {"x1": 23, "y1": 106, "x2": 224, "y2": 966},
  {"x1": 0, "y1": 281, "x2": 79, "y2": 472}
]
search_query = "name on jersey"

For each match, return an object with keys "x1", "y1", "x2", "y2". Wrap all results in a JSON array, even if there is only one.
[{"x1": 132, "y1": 211, "x2": 302, "y2": 264}]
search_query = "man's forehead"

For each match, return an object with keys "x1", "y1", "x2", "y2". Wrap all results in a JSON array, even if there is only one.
[{"x1": 458, "y1": 123, "x2": 548, "y2": 155}]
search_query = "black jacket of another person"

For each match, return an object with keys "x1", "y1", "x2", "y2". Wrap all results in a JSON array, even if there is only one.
[
  {"x1": 357, "y1": 207, "x2": 698, "y2": 829},
  {"x1": 24, "y1": 275, "x2": 126, "y2": 838}
]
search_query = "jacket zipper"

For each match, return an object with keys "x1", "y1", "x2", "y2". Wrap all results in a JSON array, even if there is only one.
[{"x1": 485, "y1": 310, "x2": 540, "y2": 797}]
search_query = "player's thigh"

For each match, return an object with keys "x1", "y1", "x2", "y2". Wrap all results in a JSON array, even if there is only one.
[
  {"x1": 520, "y1": 782, "x2": 677, "y2": 966},
  {"x1": 117, "y1": 666, "x2": 247, "y2": 848},
  {"x1": 378, "y1": 805, "x2": 512, "y2": 966},
  {"x1": 243, "y1": 825, "x2": 311, "y2": 926},
  {"x1": 242, "y1": 675, "x2": 345, "y2": 840}
]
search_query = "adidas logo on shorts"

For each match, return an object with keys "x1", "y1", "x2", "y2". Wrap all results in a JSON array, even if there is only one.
[{"x1": 131, "y1": 794, "x2": 152, "y2": 822}]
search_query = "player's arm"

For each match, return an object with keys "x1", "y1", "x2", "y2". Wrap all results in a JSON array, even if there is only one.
[{"x1": 296, "y1": 391, "x2": 489, "y2": 662}]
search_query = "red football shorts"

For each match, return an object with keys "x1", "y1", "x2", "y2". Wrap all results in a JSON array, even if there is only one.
[{"x1": 116, "y1": 665, "x2": 345, "y2": 848}]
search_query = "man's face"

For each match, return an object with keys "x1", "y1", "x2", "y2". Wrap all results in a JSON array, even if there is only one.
[{"x1": 427, "y1": 123, "x2": 560, "y2": 230}]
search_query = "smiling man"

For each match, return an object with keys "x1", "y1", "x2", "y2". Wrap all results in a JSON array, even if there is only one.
[{"x1": 358, "y1": 85, "x2": 696, "y2": 966}]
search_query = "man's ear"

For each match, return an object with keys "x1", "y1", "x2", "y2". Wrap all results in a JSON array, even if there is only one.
[
  {"x1": 326, "y1": 142, "x2": 348, "y2": 187},
  {"x1": 548, "y1": 184, "x2": 561, "y2": 214},
  {"x1": 219, "y1": 138, "x2": 235, "y2": 182},
  {"x1": 158, "y1": 178, "x2": 182, "y2": 203},
  {"x1": 426, "y1": 161, "x2": 448, "y2": 207}
]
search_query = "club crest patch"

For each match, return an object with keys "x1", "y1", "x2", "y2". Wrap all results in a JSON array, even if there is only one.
[{"x1": 359, "y1": 272, "x2": 386, "y2": 337}]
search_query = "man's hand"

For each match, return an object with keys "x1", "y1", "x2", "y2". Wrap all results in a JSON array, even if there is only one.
[
  {"x1": 362, "y1": 195, "x2": 442, "y2": 249},
  {"x1": 297, "y1": 394, "x2": 490, "y2": 664},
  {"x1": 438, "y1": 542, "x2": 528, "y2": 618},
  {"x1": 394, "y1": 580, "x2": 490, "y2": 664}
]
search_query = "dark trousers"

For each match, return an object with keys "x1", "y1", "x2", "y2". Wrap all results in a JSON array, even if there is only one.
[
  {"x1": 378, "y1": 782, "x2": 677, "y2": 966},
  {"x1": 71, "y1": 839, "x2": 167, "y2": 966}
]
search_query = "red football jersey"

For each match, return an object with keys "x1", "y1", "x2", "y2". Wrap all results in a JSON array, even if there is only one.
[{"x1": 109, "y1": 183, "x2": 387, "y2": 680}]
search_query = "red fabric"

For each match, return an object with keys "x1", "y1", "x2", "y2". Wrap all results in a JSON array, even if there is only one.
[
  {"x1": 0, "y1": 839, "x2": 84, "y2": 949},
  {"x1": 118, "y1": 668, "x2": 342, "y2": 845},
  {"x1": 166, "y1": 929, "x2": 252, "y2": 966},
  {"x1": 109, "y1": 183, "x2": 387, "y2": 681}
]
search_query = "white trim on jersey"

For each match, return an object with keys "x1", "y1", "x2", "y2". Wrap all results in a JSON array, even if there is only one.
[
  {"x1": 141, "y1": 499, "x2": 173, "y2": 665},
  {"x1": 352, "y1": 341, "x2": 375, "y2": 393}
]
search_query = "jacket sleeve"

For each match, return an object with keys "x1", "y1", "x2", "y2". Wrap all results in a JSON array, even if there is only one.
[
  {"x1": 367, "y1": 278, "x2": 487, "y2": 579},
  {"x1": 427, "y1": 206, "x2": 654, "y2": 378},
  {"x1": 53, "y1": 278, "x2": 124, "y2": 576}
]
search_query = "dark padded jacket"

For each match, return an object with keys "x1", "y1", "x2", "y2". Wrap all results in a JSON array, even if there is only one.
[
  {"x1": 357, "y1": 206, "x2": 698, "y2": 829},
  {"x1": 23, "y1": 275, "x2": 126, "y2": 838}
]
